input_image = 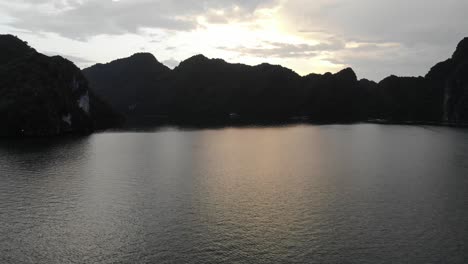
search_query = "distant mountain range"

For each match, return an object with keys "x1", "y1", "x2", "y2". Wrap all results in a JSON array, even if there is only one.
[
  {"x1": 84, "y1": 53, "x2": 369, "y2": 124},
  {"x1": 1, "y1": 34, "x2": 468, "y2": 136},
  {"x1": 83, "y1": 37, "x2": 468, "y2": 127}
]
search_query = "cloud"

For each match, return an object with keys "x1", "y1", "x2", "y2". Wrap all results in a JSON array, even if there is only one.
[
  {"x1": 1, "y1": 0, "x2": 466, "y2": 80},
  {"x1": 1, "y1": 0, "x2": 278, "y2": 39},
  {"x1": 43, "y1": 50, "x2": 96, "y2": 68},
  {"x1": 276, "y1": 0, "x2": 468, "y2": 80},
  {"x1": 281, "y1": 0, "x2": 468, "y2": 45},
  {"x1": 221, "y1": 38, "x2": 345, "y2": 59}
]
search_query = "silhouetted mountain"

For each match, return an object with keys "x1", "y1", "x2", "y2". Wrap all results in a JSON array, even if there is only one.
[
  {"x1": 82, "y1": 37, "x2": 468, "y2": 127},
  {"x1": 300, "y1": 68, "x2": 370, "y2": 122},
  {"x1": 84, "y1": 55, "x2": 370, "y2": 124},
  {"x1": 426, "y1": 38, "x2": 468, "y2": 124},
  {"x1": 10, "y1": 34, "x2": 468, "y2": 136},
  {"x1": 168, "y1": 56, "x2": 302, "y2": 119},
  {"x1": 358, "y1": 79, "x2": 380, "y2": 119},
  {"x1": 374, "y1": 37, "x2": 468, "y2": 125},
  {"x1": 83, "y1": 53, "x2": 171, "y2": 117},
  {"x1": 376, "y1": 76, "x2": 437, "y2": 122},
  {"x1": 0, "y1": 35, "x2": 121, "y2": 136},
  {"x1": 0, "y1": 35, "x2": 35, "y2": 65}
]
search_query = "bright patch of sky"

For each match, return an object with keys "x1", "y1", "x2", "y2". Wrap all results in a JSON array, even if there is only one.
[{"x1": 1, "y1": 0, "x2": 467, "y2": 81}]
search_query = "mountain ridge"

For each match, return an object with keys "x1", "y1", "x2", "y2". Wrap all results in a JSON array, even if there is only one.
[
  {"x1": 83, "y1": 37, "x2": 468, "y2": 126},
  {"x1": 2, "y1": 33, "x2": 468, "y2": 136}
]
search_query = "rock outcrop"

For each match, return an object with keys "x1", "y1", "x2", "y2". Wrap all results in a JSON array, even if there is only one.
[
  {"x1": 0, "y1": 35, "x2": 121, "y2": 136},
  {"x1": 426, "y1": 38, "x2": 468, "y2": 124}
]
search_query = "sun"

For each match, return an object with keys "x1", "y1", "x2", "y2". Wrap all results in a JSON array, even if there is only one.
[{"x1": 179, "y1": 5, "x2": 342, "y2": 76}]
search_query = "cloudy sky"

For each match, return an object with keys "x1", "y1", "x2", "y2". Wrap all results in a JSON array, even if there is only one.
[{"x1": 1, "y1": 0, "x2": 467, "y2": 81}]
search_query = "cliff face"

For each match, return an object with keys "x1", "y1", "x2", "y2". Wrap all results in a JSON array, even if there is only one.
[
  {"x1": 426, "y1": 38, "x2": 468, "y2": 124},
  {"x1": 0, "y1": 35, "x2": 121, "y2": 137}
]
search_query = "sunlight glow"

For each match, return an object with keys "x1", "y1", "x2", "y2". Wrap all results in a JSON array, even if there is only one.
[{"x1": 185, "y1": 5, "x2": 341, "y2": 75}]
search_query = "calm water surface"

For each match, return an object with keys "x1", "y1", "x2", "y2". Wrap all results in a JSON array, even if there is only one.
[{"x1": 1, "y1": 124, "x2": 468, "y2": 263}]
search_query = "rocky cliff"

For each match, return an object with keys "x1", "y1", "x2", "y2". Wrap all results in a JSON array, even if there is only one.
[{"x1": 0, "y1": 35, "x2": 121, "y2": 136}]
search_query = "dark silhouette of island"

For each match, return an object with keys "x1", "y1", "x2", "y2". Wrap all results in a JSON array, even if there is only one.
[
  {"x1": 0, "y1": 35, "x2": 121, "y2": 136},
  {"x1": 1, "y1": 34, "x2": 468, "y2": 136},
  {"x1": 84, "y1": 53, "x2": 370, "y2": 125},
  {"x1": 84, "y1": 37, "x2": 468, "y2": 127}
]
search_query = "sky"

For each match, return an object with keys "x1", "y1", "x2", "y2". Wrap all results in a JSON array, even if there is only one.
[{"x1": 0, "y1": 0, "x2": 467, "y2": 81}]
